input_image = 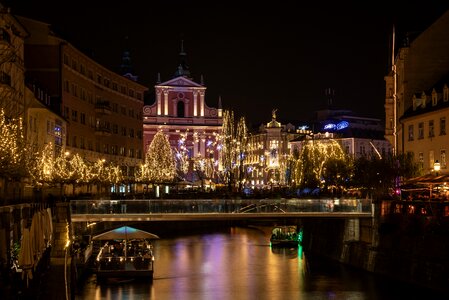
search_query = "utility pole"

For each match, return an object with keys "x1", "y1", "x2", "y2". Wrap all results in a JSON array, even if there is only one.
[{"x1": 392, "y1": 25, "x2": 397, "y2": 156}]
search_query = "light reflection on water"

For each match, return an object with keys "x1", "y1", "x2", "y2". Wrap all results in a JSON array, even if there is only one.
[{"x1": 76, "y1": 226, "x2": 447, "y2": 300}]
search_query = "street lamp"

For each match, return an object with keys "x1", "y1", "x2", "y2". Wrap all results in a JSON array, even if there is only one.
[{"x1": 434, "y1": 160, "x2": 441, "y2": 176}]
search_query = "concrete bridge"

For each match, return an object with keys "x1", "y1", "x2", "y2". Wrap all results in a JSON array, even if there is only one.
[{"x1": 70, "y1": 198, "x2": 373, "y2": 222}]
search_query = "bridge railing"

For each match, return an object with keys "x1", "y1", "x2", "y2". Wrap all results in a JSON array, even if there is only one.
[{"x1": 70, "y1": 198, "x2": 372, "y2": 215}]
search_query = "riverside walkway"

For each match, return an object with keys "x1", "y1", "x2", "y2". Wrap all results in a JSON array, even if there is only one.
[{"x1": 70, "y1": 198, "x2": 373, "y2": 222}]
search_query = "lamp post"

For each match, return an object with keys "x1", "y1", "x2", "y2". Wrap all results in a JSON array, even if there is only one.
[
  {"x1": 433, "y1": 160, "x2": 441, "y2": 199},
  {"x1": 434, "y1": 160, "x2": 441, "y2": 176}
]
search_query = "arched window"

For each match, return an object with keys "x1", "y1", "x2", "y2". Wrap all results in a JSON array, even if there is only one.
[{"x1": 177, "y1": 101, "x2": 185, "y2": 117}]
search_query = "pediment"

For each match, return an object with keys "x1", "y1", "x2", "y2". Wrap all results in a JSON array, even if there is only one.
[{"x1": 157, "y1": 76, "x2": 203, "y2": 88}]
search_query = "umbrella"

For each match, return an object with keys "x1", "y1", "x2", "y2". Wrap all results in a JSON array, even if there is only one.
[
  {"x1": 92, "y1": 226, "x2": 160, "y2": 240},
  {"x1": 18, "y1": 228, "x2": 34, "y2": 286}
]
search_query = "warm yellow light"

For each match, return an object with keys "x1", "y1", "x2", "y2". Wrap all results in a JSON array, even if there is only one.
[{"x1": 434, "y1": 160, "x2": 441, "y2": 172}]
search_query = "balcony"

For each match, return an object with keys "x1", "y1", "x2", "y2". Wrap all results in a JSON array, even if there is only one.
[
  {"x1": 95, "y1": 125, "x2": 111, "y2": 136},
  {"x1": 95, "y1": 101, "x2": 111, "y2": 115}
]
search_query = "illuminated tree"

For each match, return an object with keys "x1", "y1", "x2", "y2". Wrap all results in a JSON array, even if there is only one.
[
  {"x1": 219, "y1": 110, "x2": 248, "y2": 191},
  {"x1": 140, "y1": 131, "x2": 176, "y2": 184},
  {"x1": 294, "y1": 139, "x2": 348, "y2": 190},
  {"x1": 235, "y1": 116, "x2": 248, "y2": 191},
  {"x1": 28, "y1": 142, "x2": 54, "y2": 187},
  {"x1": 174, "y1": 131, "x2": 190, "y2": 180},
  {"x1": 0, "y1": 109, "x2": 30, "y2": 200}
]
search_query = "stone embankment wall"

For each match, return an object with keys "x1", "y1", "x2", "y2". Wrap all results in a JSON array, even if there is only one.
[{"x1": 302, "y1": 201, "x2": 449, "y2": 294}]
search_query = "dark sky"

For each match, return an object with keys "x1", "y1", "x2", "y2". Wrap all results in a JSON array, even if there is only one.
[{"x1": 6, "y1": 0, "x2": 449, "y2": 127}]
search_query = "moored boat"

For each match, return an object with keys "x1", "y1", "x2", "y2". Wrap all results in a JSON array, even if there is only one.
[
  {"x1": 93, "y1": 226, "x2": 159, "y2": 279},
  {"x1": 270, "y1": 225, "x2": 302, "y2": 247}
]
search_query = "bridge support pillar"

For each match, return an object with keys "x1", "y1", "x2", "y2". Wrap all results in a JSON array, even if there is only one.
[{"x1": 340, "y1": 218, "x2": 360, "y2": 263}]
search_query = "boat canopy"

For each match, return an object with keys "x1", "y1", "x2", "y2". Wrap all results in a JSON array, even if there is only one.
[{"x1": 92, "y1": 226, "x2": 160, "y2": 240}]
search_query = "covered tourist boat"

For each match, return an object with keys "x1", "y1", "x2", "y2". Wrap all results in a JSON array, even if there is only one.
[
  {"x1": 93, "y1": 226, "x2": 159, "y2": 279},
  {"x1": 270, "y1": 225, "x2": 302, "y2": 247}
]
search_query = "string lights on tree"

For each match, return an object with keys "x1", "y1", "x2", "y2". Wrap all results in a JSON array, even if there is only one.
[{"x1": 139, "y1": 130, "x2": 176, "y2": 184}]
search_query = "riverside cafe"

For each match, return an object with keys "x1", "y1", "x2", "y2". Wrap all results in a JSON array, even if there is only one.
[
  {"x1": 396, "y1": 173, "x2": 449, "y2": 217},
  {"x1": 400, "y1": 173, "x2": 449, "y2": 202}
]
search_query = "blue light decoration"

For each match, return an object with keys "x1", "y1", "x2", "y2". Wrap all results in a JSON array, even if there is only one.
[
  {"x1": 323, "y1": 121, "x2": 349, "y2": 131},
  {"x1": 298, "y1": 125, "x2": 309, "y2": 131},
  {"x1": 323, "y1": 123, "x2": 336, "y2": 130}
]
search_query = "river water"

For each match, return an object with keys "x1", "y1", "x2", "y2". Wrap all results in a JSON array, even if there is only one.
[{"x1": 76, "y1": 226, "x2": 447, "y2": 300}]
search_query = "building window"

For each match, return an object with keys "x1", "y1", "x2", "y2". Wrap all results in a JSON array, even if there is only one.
[
  {"x1": 360, "y1": 145, "x2": 366, "y2": 156},
  {"x1": 80, "y1": 137, "x2": 85, "y2": 149},
  {"x1": 80, "y1": 113, "x2": 86, "y2": 125},
  {"x1": 444, "y1": 85, "x2": 449, "y2": 102},
  {"x1": 111, "y1": 145, "x2": 117, "y2": 155},
  {"x1": 71, "y1": 59, "x2": 78, "y2": 71},
  {"x1": 64, "y1": 80, "x2": 70, "y2": 92},
  {"x1": 112, "y1": 124, "x2": 118, "y2": 134},
  {"x1": 177, "y1": 101, "x2": 185, "y2": 117},
  {"x1": 129, "y1": 128, "x2": 134, "y2": 138},
  {"x1": 129, "y1": 89, "x2": 134, "y2": 97},
  {"x1": 63, "y1": 54, "x2": 69, "y2": 65},
  {"x1": 429, "y1": 120, "x2": 435, "y2": 137},
  {"x1": 121, "y1": 106, "x2": 126, "y2": 115},
  {"x1": 72, "y1": 136, "x2": 77, "y2": 148},
  {"x1": 137, "y1": 93, "x2": 142, "y2": 100},
  {"x1": 129, "y1": 148, "x2": 134, "y2": 158},
  {"x1": 442, "y1": 149, "x2": 447, "y2": 169},
  {"x1": 137, "y1": 149, "x2": 142, "y2": 159},
  {"x1": 418, "y1": 122, "x2": 424, "y2": 139},
  {"x1": 440, "y1": 117, "x2": 446, "y2": 135},
  {"x1": 97, "y1": 74, "x2": 102, "y2": 84},
  {"x1": 0, "y1": 71, "x2": 11, "y2": 85},
  {"x1": 112, "y1": 82, "x2": 118, "y2": 91},
  {"x1": 80, "y1": 64, "x2": 85, "y2": 75},
  {"x1": 120, "y1": 146, "x2": 125, "y2": 156},
  {"x1": 121, "y1": 127, "x2": 127, "y2": 136},
  {"x1": 71, "y1": 110, "x2": 78, "y2": 122},
  {"x1": 408, "y1": 124, "x2": 414, "y2": 141},
  {"x1": 88, "y1": 140, "x2": 93, "y2": 151}
]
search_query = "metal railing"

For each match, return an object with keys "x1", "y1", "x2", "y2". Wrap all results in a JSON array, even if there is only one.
[{"x1": 70, "y1": 198, "x2": 373, "y2": 221}]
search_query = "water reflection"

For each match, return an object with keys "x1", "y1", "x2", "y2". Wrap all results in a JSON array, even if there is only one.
[{"x1": 76, "y1": 226, "x2": 448, "y2": 300}]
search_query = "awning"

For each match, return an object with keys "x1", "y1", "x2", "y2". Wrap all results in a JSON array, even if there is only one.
[{"x1": 92, "y1": 226, "x2": 160, "y2": 240}]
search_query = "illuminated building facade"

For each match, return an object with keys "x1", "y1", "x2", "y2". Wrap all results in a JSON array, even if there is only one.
[
  {"x1": 19, "y1": 16, "x2": 148, "y2": 193},
  {"x1": 304, "y1": 109, "x2": 391, "y2": 159},
  {"x1": 143, "y1": 46, "x2": 223, "y2": 182},
  {"x1": 385, "y1": 10, "x2": 449, "y2": 159},
  {"x1": 245, "y1": 110, "x2": 298, "y2": 187},
  {"x1": 0, "y1": 6, "x2": 27, "y2": 119},
  {"x1": 400, "y1": 81, "x2": 449, "y2": 174}
]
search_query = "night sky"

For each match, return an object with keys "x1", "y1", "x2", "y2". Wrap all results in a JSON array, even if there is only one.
[{"x1": 6, "y1": 0, "x2": 449, "y2": 128}]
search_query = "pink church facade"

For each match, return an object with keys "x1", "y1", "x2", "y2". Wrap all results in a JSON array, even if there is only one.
[{"x1": 142, "y1": 75, "x2": 223, "y2": 179}]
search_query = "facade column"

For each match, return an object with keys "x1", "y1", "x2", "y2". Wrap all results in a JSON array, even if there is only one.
[
  {"x1": 157, "y1": 90, "x2": 162, "y2": 115},
  {"x1": 200, "y1": 135, "x2": 206, "y2": 157},
  {"x1": 184, "y1": 99, "x2": 189, "y2": 117},
  {"x1": 173, "y1": 99, "x2": 177, "y2": 117},
  {"x1": 193, "y1": 132, "x2": 199, "y2": 157},
  {"x1": 193, "y1": 91, "x2": 198, "y2": 117},
  {"x1": 200, "y1": 91, "x2": 205, "y2": 117},
  {"x1": 164, "y1": 90, "x2": 169, "y2": 116}
]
